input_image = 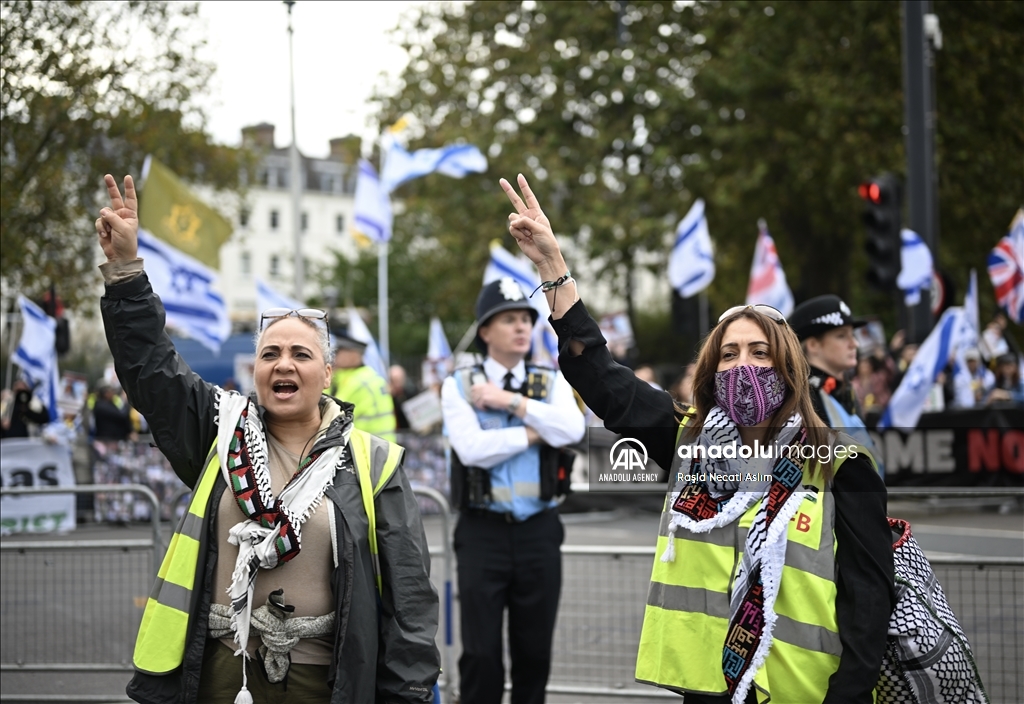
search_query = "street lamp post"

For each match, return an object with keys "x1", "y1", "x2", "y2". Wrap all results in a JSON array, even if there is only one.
[{"x1": 284, "y1": 1, "x2": 303, "y2": 302}]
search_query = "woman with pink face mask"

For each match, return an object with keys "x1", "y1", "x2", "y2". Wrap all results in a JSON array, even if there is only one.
[{"x1": 500, "y1": 175, "x2": 894, "y2": 704}]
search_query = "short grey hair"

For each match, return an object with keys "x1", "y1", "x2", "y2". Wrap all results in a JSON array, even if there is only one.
[{"x1": 253, "y1": 317, "x2": 332, "y2": 363}]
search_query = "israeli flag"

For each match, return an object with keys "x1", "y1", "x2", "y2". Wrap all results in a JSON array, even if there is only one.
[
  {"x1": 897, "y1": 229, "x2": 934, "y2": 306},
  {"x1": 13, "y1": 295, "x2": 59, "y2": 422},
  {"x1": 256, "y1": 278, "x2": 304, "y2": 314},
  {"x1": 137, "y1": 229, "x2": 230, "y2": 353},
  {"x1": 484, "y1": 242, "x2": 559, "y2": 368},
  {"x1": 352, "y1": 159, "x2": 393, "y2": 244},
  {"x1": 879, "y1": 306, "x2": 975, "y2": 429},
  {"x1": 952, "y1": 269, "x2": 981, "y2": 408},
  {"x1": 345, "y1": 307, "x2": 388, "y2": 381},
  {"x1": 381, "y1": 143, "x2": 487, "y2": 194},
  {"x1": 428, "y1": 317, "x2": 452, "y2": 362},
  {"x1": 668, "y1": 198, "x2": 715, "y2": 298}
]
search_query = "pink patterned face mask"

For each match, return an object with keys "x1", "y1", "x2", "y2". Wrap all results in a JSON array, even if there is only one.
[{"x1": 713, "y1": 365, "x2": 787, "y2": 426}]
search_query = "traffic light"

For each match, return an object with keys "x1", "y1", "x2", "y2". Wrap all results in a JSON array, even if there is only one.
[{"x1": 859, "y1": 174, "x2": 902, "y2": 291}]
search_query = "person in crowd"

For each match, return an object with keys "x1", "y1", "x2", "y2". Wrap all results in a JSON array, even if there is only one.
[
  {"x1": 389, "y1": 364, "x2": 416, "y2": 430},
  {"x1": 327, "y1": 332, "x2": 398, "y2": 442},
  {"x1": 500, "y1": 173, "x2": 893, "y2": 704},
  {"x1": 986, "y1": 353, "x2": 1024, "y2": 406},
  {"x1": 95, "y1": 174, "x2": 438, "y2": 704},
  {"x1": 441, "y1": 276, "x2": 585, "y2": 704},
  {"x1": 851, "y1": 355, "x2": 892, "y2": 414},
  {"x1": 963, "y1": 348, "x2": 995, "y2": 407},
  {"x1": 0, "y1": 379, "x2": 50, "y2": 438},
  {"x1": 670, "y1": 364, "x2": 696, "y2": 406},
  {"x1": 634, "y1": 364, "x2": 662, "y2": 390},
  {"x1": 91, "y1": 381, "x2": 135, "y2": 441},
  {"x1": 980, "y1": 311, "x2": 1011, "y2": 362}
]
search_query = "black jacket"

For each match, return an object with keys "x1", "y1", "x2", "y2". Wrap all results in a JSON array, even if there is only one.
[
  {"x1": 808, "y1": 365, "x2": 862, "y2": 428},
  {"x1": 102, "y1": 273, "x2": 439, "y2": 704},
  {"x1": 550, "y1": 299, "x2": 895, "y2": 704}
]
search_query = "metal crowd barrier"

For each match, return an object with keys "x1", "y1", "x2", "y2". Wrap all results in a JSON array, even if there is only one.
[
  {"x1": 546, "y1": 546, "x2": 1023, "y2": 703},
  {"x1": 0, "y1": 485, "x2": 162, "y2": 703}
]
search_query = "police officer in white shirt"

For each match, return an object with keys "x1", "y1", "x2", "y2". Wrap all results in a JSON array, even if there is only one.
[{"x1": 441, "y1": 276, "x2": 585, "y2": 704}]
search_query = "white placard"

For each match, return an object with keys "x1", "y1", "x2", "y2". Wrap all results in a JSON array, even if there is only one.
[
  {"x1": 402, "y1": 389, "x2": 444, "y2": 434},
  {"x1": 1, "y1": 438, "x2": 76, "y2": 534}
]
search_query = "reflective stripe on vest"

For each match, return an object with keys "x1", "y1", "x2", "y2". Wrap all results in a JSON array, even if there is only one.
[
  {"x1": 133, "y1": 431, "x2": 404, "y2": 674},
  {"x1": 636, "y1": 444, "x2": 867, "y2": 701},
  {"x1": 133, "y1": 443, "x2": 219, "y2": 675}
]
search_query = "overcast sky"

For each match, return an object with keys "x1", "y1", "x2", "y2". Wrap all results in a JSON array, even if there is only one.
[{"x1": 196, "y1": 1, "x2": 428, "y2": 158}]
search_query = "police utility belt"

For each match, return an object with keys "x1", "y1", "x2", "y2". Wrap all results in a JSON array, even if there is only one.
[{"x1": 449, "y1": 365, "x2": 574, "y2": 517}]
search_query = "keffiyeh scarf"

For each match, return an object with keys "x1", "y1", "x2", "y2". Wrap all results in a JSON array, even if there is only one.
[
  {"x1": 662, "y1": 406, "x2": 810, "y2": 704},
  {"x1": 215, "y1": 391, "x2": 351, "y2": 701}
]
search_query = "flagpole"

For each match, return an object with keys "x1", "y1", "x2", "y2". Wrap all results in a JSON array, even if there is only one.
[
  {"x1": 378, "y1": 240, "x2": 390, "y2": 369},
  {"x1": 699, "y1": 291, "x2": 709, "y2": 336},
  {"x1": 284, "y1": 1, "x2": 303, "y2": 301}
]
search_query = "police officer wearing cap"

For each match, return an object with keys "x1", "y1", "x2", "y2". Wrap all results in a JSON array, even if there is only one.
[
  {"x1": 789, "y1": 295, "x2": 867, "y2": 426},
  {"x1": 441, "y1": 276, "x2": 585, "y2": 704},
  {"x1": 327, "y1": 330, "x2": 397, "y2": 442}
]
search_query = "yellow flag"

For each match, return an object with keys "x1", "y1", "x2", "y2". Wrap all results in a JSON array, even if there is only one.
[{"x1": 139, "y1": 158, "x2": 233, "y2": 269}]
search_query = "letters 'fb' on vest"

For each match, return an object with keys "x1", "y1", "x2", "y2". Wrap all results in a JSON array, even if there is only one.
[
  {"x1": 132, "y1": 429, "x2": 403, "y2": 675},
  {"x1": 636, "y1": 415, "x2": 870, "y2": 703}
]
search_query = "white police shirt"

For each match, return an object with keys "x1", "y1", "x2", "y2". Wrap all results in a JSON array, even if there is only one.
[{"x1": 441, "y1": 357, "x2": 585, "y2": 469}]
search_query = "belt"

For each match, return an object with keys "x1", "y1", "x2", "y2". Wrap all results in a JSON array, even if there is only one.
[{"x1": 464, "y1": 506, "x2": 555, "y2": 524}]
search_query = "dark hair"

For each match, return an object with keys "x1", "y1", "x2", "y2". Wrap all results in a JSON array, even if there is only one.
[{"x1": 679, "y1": 309, "x2": 834, "y2": 479}]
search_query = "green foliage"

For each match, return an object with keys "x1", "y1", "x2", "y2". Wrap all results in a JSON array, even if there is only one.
[
  {"x1": 371, "y1": 0, "x2": 1021, "y2": 362},
  {"x1": 1, "y1": 0, "x2": 250, "y2": 309}
]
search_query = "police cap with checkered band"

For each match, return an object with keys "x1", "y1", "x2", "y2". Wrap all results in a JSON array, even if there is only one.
[
  {"x1": 474, "y1": 277, "x2": 539, "y2": 353},
  {"x1": 789, "y1": 294, "x2": 867, "y2": 341}
]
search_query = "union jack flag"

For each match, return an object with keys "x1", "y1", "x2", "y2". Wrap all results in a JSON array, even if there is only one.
[{"x1": 987, "y1": 209, "x2": 1024, "y2": 324}]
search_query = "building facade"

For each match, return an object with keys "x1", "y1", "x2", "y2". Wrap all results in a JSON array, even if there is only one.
[{"x1": 213, "y1": 123, "x2": 362, "y2": 323}]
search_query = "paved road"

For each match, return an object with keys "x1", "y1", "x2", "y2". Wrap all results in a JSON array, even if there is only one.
[{"x1": 2, "y1": 497, "x2": 1021, "y2": 703}]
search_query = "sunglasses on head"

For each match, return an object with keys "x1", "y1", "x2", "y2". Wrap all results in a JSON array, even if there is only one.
[
  {"x1": 259, "y1": 307, "x2": 330, "y2": 333},
  {"x1": 717, "y1": 304, "x2": 788, "y2": 326}
]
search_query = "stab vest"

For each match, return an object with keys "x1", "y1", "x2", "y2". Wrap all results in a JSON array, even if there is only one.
[
  {"x1": 635, "y1": 416, "x2": 873, "y2": 703},
  {"x1": 132, "y1": 428, "x2": 402, "y2": 675},
  {"x1": 449, "y1": 364, "x2": 560, "y2": 521}
]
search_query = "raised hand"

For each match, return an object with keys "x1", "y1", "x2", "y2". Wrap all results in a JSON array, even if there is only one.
[
  {"x1": 499, "y1": 173, "x2": 563, "y2": 271},
  {"x1": 95, "y1": 174, "x2": 139, "y2": 263}
]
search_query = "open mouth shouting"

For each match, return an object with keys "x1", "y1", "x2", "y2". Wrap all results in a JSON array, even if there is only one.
[{"x1": 272, "y1": 379, "x2": 299, "y2": 399}]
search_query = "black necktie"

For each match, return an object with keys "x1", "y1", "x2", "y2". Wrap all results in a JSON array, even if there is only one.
[{"x1": 503, "y1": 372, "x2": 518, "y2": 393}]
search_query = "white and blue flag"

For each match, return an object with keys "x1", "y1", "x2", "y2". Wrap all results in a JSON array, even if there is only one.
[
  {"x1": 952, "y1": 269, "x2": 982, "y2": 408},
  {"x1": 897, "y1": 229, "x2": 934, "y2": 306},
  {"x1": 381, "y1": 142, "x2": 487, "y2": 194},
  {"x1": 345, "y1": 307, "x2": 388, "y2": 381},
  {"x1": 428, "y1": 317, "x2": 452, "y2": 363},
  {"x1": 13, "y1": 295, "x2": 59, "y2": 422},
  {"x1": 137, "y1": 228, "x2": 230, "y2": 353},
  {"x1": 668, "y1": 198, "x2": 715, "y2": 298},
  {"x1": 484, "y1": 242, "x2": 559, "y2": 368},
  {"x1": 352, "y1": 159, "x2": 393, "y2": 244},
  {"x1": 879, "y1": 306, "x2": 975, "y2": 429},
  {"x1": 256, "y1": 278, "x2": 304, "y2": 314}
]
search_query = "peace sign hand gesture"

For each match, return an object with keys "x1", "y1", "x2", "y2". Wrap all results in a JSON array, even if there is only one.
[
  {"x1": 95, "y1": 174, "x2": 139, "y2": 263},
  {"x1": 499, "y1": 174, "x2": 565, "y2": 275}
]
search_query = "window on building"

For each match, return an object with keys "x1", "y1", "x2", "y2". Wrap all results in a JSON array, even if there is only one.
[
  {"x1": 239, "y1": 208, "x2": 250, "y2": 227},
  {"x1": 322, "y1": 175, "x2": 335, "y2": 193},
  {"x1": 270, "y1": 210, "x2": 279, "y2": 230},
  {"x1": 301, "y1": 212, "x2": 308, "y2": 232},
  {"x1": 241, "y1": 251, "x2": 251, "y2": 275},
  {"x1": 269, "y1": 255, "x2": 279, "y2": 277},
  {"x1": 336, "y1": 214, "x2": 345, "y2": 234}
]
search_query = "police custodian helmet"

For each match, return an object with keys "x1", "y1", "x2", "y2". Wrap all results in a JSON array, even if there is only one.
[{"x1": 474, "y1": 277, "x2": 538, "y2": 353}]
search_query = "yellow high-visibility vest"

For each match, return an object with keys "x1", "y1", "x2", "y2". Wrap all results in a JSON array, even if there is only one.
[
  {"x1": 132, "y1": 429, "x2": 402, "y2": 675},
  {"x1": 636, "y1": 419, "x2": 872, "y2": 702}
]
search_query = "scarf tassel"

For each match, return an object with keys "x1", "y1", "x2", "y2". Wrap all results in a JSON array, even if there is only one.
[
  {"x1": 661, "y1": 524, "x2": 678, "y2": 563},
  {"x1": 234, "y1": 685, "x2": 253, "y2": 704}
]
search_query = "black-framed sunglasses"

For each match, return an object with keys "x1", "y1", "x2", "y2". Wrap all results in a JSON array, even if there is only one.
[
  {"x1": 259, "y1": 307, "x2": 330, "y2": 334},
  {"x1": 717, "y1": 304, "x2": 788, "y2": 326}
]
